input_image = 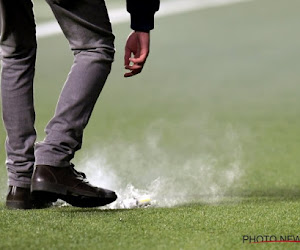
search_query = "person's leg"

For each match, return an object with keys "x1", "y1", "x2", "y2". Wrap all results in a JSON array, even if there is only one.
[
  {"x1": 0, "y1": 0, "x2": 53, "y2": 209},
  {"x1": 35, "y1": 0, "x2": 115, "y2": 166},
  {"x1": 31, "y1": 0, "x2": 117, "y2": 207},
  {"x1": 0, "y1": 0, "x2": 37, "y2": 189}
]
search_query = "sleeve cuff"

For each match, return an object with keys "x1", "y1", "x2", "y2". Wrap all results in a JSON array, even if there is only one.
[{"x1": 130, "y1": 13, "x2": 155, "y2": 32}]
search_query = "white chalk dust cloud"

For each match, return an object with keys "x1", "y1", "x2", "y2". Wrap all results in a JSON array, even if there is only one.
[{"x1": 77, "y1": 118, "x2": 244, "y2": 208}]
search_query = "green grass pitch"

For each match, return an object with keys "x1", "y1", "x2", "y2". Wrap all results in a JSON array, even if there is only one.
[{"x1": 1, "y1": 0, "x2": 300, "y2": 249}]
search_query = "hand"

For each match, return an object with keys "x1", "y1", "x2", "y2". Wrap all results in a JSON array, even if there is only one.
[{"x1": 124, "y1": 31, "x2": 150, "y2": 78}]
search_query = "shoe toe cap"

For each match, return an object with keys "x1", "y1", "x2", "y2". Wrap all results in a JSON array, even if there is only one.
[{"x1": 100, "y1": 188, "x2": 117, "y2": 200}]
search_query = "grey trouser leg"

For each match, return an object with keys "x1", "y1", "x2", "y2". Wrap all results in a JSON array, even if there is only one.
[
  {"x1": 0, "y1": 0, "x2": 37, "y2": 188},
  {"x1": 34, "y1": 0, "x2": 115, "y2": 167},
  {"x1": 0, "y1": 0, "x2": 114, "y2": 188}
]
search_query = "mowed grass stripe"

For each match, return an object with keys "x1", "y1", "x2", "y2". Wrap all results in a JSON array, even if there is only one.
[{"x1": 36, "y1": 0, "x2": 252, "y2": 38}]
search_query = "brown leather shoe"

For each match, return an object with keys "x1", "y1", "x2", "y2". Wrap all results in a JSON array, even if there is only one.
[
  {"x1": 31, "y1": 164, "x2": 117, "y2": 207},
  {"x1": 6, "y1": 186, "x2": 55, "y2": 209}
]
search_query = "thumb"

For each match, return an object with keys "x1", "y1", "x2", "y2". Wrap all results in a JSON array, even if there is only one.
[{"x1": 129, "y1": 53, "x2": 148, "y2": 64}]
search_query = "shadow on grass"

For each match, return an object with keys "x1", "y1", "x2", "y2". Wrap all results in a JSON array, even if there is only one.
[
  {"x1": 2, "y1": 186, "x2": 300, "y2": 212},
  {"x1": 49, "y1": 188, "x2": 300, "y2": 212},
  {"x1": 55, "y1": 186, "x2": 300, "y2": 212},
  {"x1": 50, "y1": 206, "x2": 143, "y2": 214}
]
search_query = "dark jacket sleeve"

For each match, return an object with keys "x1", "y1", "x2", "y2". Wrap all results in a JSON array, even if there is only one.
[{"x1": 126, "y1": 0, "x2": 160, "y2": 32}]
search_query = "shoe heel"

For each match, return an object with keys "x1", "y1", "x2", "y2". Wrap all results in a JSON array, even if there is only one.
[{"x1": 31, "y1": 181, "x2": 67, "y2": 195}]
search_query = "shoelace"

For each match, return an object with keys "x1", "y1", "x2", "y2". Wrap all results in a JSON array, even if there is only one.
[{"x1": 70, "y1": 163, "x2": 87, "y2": 179}]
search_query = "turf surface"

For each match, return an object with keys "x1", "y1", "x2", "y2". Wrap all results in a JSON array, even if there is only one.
[{"x1": 1, "y1": 0, "x2": 300, "y2": 249}]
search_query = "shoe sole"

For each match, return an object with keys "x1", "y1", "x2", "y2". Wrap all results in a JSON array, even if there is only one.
[
  {"x1": 62, "y1": 195, "x2": 117, "y2": 208},
  {"x1": 31, "y1": 181, "x2": 117, "y2": 208},
  {"x1": 6, "y1": 200, "x2": 31, "y2": 210}
]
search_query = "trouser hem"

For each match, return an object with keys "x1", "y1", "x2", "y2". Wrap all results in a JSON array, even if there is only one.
[
  {"x1": 35, "y1": 160, "x2": 71, "y2": 168},
  {"x1": 8, "y1": 180, "x2": 31, "y2": 189}
]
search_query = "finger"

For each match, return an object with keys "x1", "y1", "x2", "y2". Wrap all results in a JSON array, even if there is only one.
[
  {"x1": 125, "y1": 64, "x2": 143, "y2": 70},
  {"x1": 124, "y1": 68, "x2": 142, "y2": 78},
  {"x1": 124, "y1": 47, "x2": 131, "y2": 66},
  {"x1": 124, "y1": 72, "x2": 134, "y2": 78}
]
